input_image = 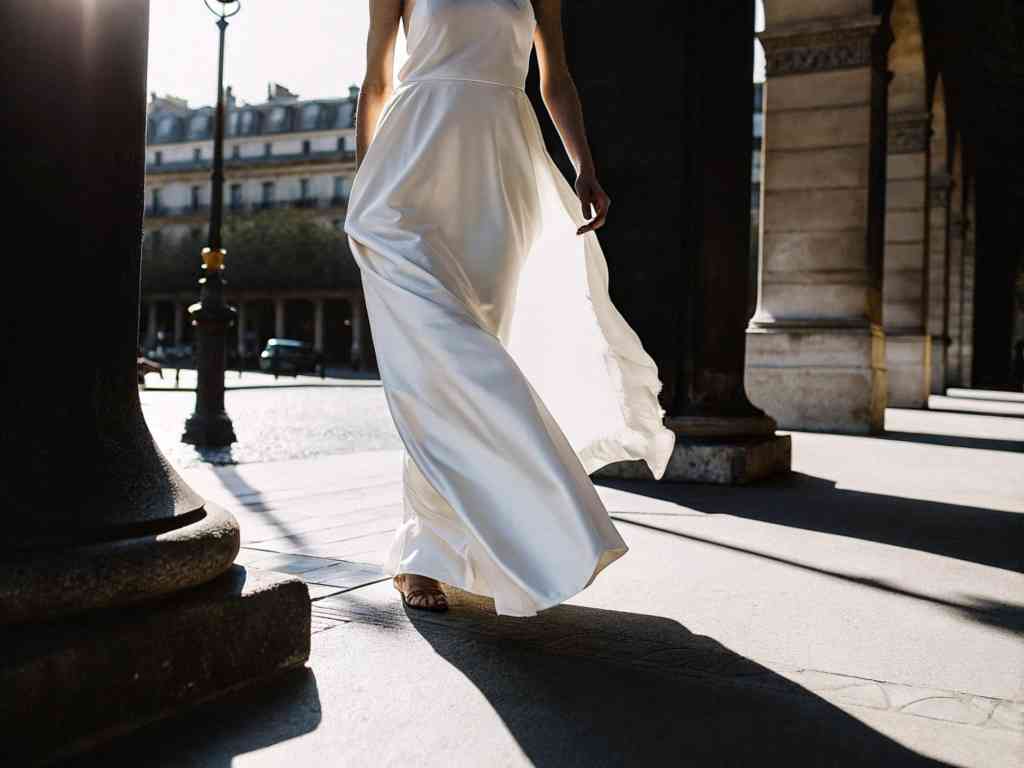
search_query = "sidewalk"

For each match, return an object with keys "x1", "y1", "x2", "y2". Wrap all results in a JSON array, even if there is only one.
[
  {"x1": 140, "y1": 366, "x2": 381, "y2": 391},
  {"x1": 70, "y1": 406, "x2": 1023, "y2": 767}
]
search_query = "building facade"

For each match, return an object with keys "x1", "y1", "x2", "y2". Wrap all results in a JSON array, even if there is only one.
[{"x1": 142, "y1": 83, "x2": 372, "y2": 369}]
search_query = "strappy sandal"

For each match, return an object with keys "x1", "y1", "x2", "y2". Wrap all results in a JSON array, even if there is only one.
[{"x1": 393, "y1": 574, "x2": 449, "y2": 612}]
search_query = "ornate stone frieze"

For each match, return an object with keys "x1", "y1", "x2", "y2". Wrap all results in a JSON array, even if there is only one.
[
  {"x1": 760, "y1": 19, "x2": 888, "y2": 77},
  {"x1": 888, "y1": 111, "x2": 931, "y2": 154}
]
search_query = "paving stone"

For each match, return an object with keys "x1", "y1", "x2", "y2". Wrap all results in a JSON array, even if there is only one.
[
  {"x1": 900, "y1": 696, "x2": 991, "y2": 726},
  {"x1": 306, "y1": 583, "x2": 348, "y2": 601},
  {"x1": 301, "y1": 560, "x2": 390, "y2": 591},
  {"x1": 990, "y1": 701, "x2": 1024, "y2": 731},
  {"x1": 238, "y1": 553, "x2": 342, "y2": 575}
]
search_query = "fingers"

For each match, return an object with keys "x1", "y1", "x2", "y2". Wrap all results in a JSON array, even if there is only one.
[
  {"x1": 576, "y1": 191, "x2": 610, "y2": 235},
  {"x1": 580, "y1": 193, "x2": 592, "y2": 222}
]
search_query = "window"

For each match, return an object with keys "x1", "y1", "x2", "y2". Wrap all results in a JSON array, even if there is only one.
[
  {"x1": 193, "y1": 147, "x2": 202, "y2": 162},
  {"x1": 336, "y1": 137, "x2": 345, "y2": 152},
  {"x1": 261, "y1": 181, "x2": 275, "y2": 206},
  {"x1": 264, "y1": 142, "x2": 272, "y2": 158},
  {"x1": 189, "y1": 114, "x2": 209, "y2": 139},
  {"x1": 239, "y1": 110, "x2": 258, "y2": 134},
  {"x1": 149, "y1": 229, "x2": 163, "y2": 252},
  {"x1": 154, "y1": 151, "x2": 163, "y2": 166},
  {"x1": 231, "y1": 145, "x2": 240, "y2": 159},
  {"x1": 191, "y1": 185, "x2": 201, "y2": 210},
  {"x1": 302, "y1": 140, "x2": 311, "y2": 156},
  {"x1": 151, "y1": 188, "x2": 162, "y2": 213},
  {"x1": 300, "y1": 178, "x2": 310, "y2": 200},
  {"x1": 301, "y1": 104, "x2": 321, "y2": 131},
  {"x1": 268, "y1": 106, "x2": 289, "y2": 132},
  {"x1": 230, "y1": 183, "x2": 243, "y2": 210},
  {"x1": 156, "y1": 115, "x2": 178, "y2": 140}
]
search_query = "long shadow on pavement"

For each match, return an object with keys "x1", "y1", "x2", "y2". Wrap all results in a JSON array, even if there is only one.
[
  {"x1": 879, "y1": 430, "x2": 1023, "y2": 452},
  {"x1": 400, "y1": 589, "x2": 952, "y2": 767},
  {"x1": 596, "y1": 472, "x2": 1024, "y2": 574}
]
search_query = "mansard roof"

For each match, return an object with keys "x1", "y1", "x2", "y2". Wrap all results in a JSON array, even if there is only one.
[{"x1": 147, "y1": 93, "x2": 357, "y2": 145}]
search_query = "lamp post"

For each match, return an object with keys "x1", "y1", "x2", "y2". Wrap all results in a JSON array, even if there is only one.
[{"x1": 182, "y1": 0, "x2": 241, "y2": 447}]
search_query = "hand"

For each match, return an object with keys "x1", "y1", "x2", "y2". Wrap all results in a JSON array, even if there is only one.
[{"x1": 574, "y1": 170, "x2": 610, "y2": 235}]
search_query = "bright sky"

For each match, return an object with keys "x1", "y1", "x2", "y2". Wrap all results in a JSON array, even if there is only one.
[{"x1": 147, "y1": 1, "x2": 766, "y2": 109}]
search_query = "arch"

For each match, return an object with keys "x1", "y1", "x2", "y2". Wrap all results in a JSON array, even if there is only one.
[
  {"x1": 888, "y1": 0, "x2": 928, "y2": 114},
  {"x1": 881, "y1": 0, "x2": 933, "y2": 407}
]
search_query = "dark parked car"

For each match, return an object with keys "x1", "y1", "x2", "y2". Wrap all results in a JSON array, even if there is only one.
[{"x1": 259, "y1": 338, "x2": 323, "y2": 376}]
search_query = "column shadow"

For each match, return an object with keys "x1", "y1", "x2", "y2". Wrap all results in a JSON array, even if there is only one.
[
  {"x1": 879, "y1": 430, "x2": 1023, "y2": 452},
  {"x1": 402, "y1": 591, "x2": 954, "y2": 767},
  {"x1": 595, "y1": 472, "x2": 1024, "y2": 574}
]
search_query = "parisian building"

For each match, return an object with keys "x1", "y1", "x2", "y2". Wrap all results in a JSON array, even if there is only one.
[{"x1": 142, "y1": 82, "x2": 371, "y2": 369}]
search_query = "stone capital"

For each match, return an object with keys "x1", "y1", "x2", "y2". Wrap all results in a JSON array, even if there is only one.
[
  {"x1": 888, "y1": 110, "x2": 932, "y2": 154},
  {"x1": 759, "y1": 16, "x2": 890, "y2": 77}
]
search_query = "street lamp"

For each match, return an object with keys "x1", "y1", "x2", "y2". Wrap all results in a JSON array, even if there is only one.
[{"x1": 182, "y1": 0, "x2": 242, "y2": 447}]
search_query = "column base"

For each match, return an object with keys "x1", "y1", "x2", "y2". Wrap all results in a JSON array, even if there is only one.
[
  {"x1": 930, "y1": 335, "x2": 948, "y2": 395},
  {"x1": 885, "y1": 332, "x2": 931, "y2": 408},
  {"x1": 3, "y1": 565, "x2": 311, "y2": 765},
  {"x1": 745, "y1": 323, "x2": 886, "y2": 433},
  {"x1": 594, "y1": 435, "x2": 791, "y2": 485}
]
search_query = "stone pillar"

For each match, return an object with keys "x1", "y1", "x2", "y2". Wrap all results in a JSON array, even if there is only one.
[
  {"x1": 588, "y1": 1, "x2": 789, "y2": 483},
  {"x1": 144, "y1": 300, "x2": 159, "y2": 351},
  {"x1": 274, "y1": 296, "x2": 286, "y2": 339},
  {"x1": 0, "y1": 2, "x2": 309, "y2": 761},
  {"x1": 313, "y1": 297, "x2": 325, "y2": 353},
  {"x1": 945, "y1": 204, "x2": 966, "y2": 387},
  {"x1": 350, "y1": 293, "x2": 365, "y2": 368},
  {"x1": 883, "y1": 111, "x2": 932, "y2": 407},
  {"x1": 745, "y1": 9, "x2": 891, "y2": 434},
  {"x1": 173, "y1": 301, "x2": 185, "y2": 345},
  {"x1": 927, "y1": 173, "x2": 951, "y2": 393},
  {"x1": 959, "y1": 181, "x2": 976, "y2": 386},
  {"x1": 235, "y1": 299, "x2": 248, "y2": 358}
]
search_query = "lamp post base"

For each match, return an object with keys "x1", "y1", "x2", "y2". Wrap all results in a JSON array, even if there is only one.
[{"x1": 182, "y1": 410, "x2": 237, "y2": 447}]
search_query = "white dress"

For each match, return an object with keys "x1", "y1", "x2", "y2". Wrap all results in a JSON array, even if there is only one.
[{"x1": 344, "y1": 0, "x2": 675, "y2": 617}]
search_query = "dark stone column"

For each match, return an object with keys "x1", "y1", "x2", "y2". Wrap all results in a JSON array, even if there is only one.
[
  {"x1": 0, "y1": 1, "x2": 310, "y2": 760},
  {"x1": 529, "y1": 1, "x2": 789, "y2": 482}
]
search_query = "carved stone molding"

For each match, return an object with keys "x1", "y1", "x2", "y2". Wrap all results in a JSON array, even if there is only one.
[
  {"x1": 888, "y1": 111, "x2": 931, "y2": 154},
  {"x1": 760, "y1": 17, "x2": 889, "y2": 77}
]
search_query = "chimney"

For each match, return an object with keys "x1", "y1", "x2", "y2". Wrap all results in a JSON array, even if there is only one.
[{"x1": 267, "y1": 82, "x2": 299, "y2": 103}]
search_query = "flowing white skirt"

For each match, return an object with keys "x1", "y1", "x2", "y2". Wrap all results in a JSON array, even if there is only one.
[{"x1": 344, "y1": 78, "x2": 675, "y2": 617}]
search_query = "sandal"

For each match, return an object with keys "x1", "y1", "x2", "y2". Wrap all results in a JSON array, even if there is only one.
[{"x1": 393, "y1": 574, "x2": 449, "y2": 612}]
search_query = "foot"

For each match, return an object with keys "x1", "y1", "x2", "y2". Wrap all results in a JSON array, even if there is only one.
[{"x1": 393, "y1": 573, "x2": 449, "y2": 612}]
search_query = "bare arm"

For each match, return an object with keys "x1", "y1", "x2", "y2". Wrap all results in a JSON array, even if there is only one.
[
  {"x1": 532, "y1": 0, "x2": 609, "y2": 234},
  {"x1": 355, "y1": 0, "x2": 402, "y2": 167}
]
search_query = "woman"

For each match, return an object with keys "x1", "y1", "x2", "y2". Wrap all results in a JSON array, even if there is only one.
[{"x1": 345, "y1": 0, "x2": 675, "y2": 616}]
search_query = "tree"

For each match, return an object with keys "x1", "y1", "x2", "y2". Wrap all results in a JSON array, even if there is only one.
[{"x1": 141, "y1": 209, "x2": 361, "y2": 295}]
